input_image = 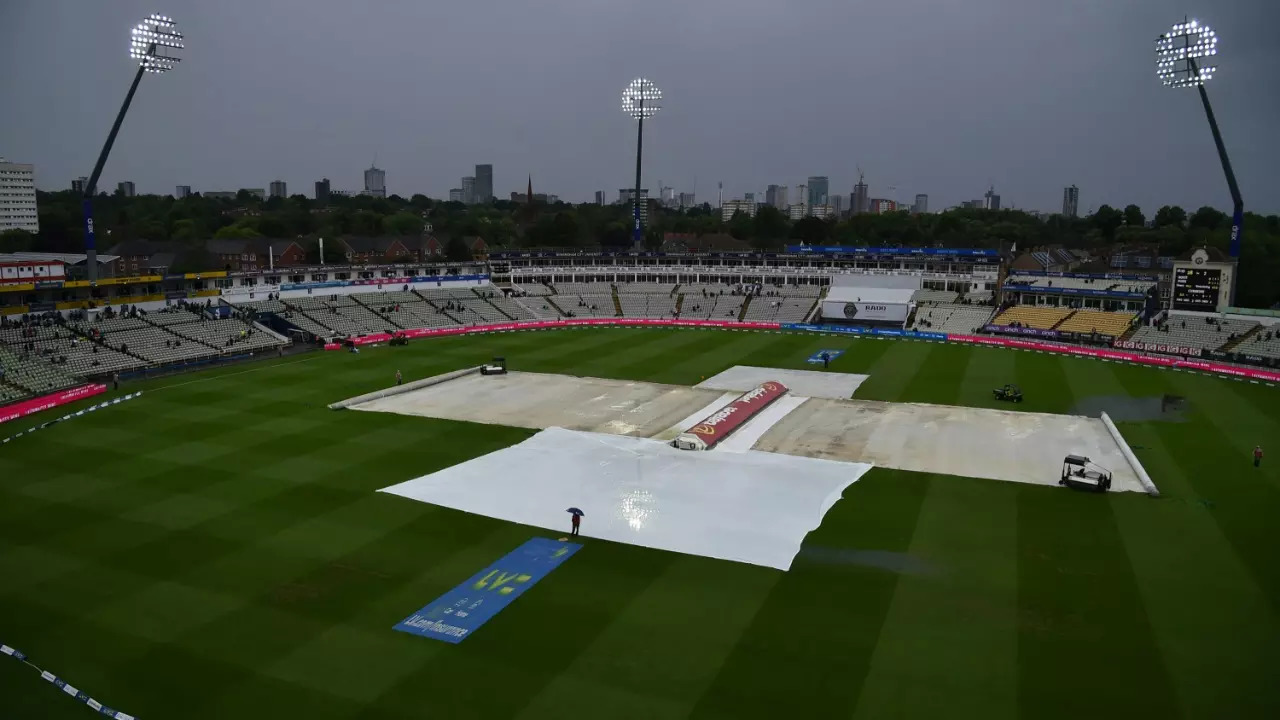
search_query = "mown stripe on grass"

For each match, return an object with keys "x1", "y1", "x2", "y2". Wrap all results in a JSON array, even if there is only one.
[
  {"x1": 1016, "y1": 485, "x2": 1177, "y2": 718},
  {"x1": 368, "y1": 537, "x2": 684, "y2": 719},
  {"x1": 513, "y1": 555, "x2": 780, "y2": 720},
  {"x1": 687, "y1": 469, "x2": 931, "y2": 719},
  {"x1": 854, "y1": 341, "x2": 934, "y2": 401},
  {"x1": 851, "y1": 473, "x2": 1019, "y2": 720},
  {"x1": 1095, "y1": 364, "x2": 1280, "y2": 717}
]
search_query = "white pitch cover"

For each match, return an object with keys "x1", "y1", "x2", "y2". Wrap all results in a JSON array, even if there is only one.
[{"x1": 379, "y1": 427, "x2": 872, "y2": 571}]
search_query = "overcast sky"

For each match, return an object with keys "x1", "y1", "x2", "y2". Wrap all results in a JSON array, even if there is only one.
[{"x1": 2, "y1": 0, "x2": 1277, "y2": 214}]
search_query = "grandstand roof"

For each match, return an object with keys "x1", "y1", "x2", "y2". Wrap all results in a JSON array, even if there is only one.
[
  {"x1": 0, "y1": 251, "x2": 119, "y2": 265},
  {"x1": 827, "y1": 286, "x2": 916, "y2": 304}
]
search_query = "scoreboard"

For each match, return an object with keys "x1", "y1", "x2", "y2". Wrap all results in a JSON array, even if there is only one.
[{"x1": 1172, "y1": 267, "x2": 1222, "y2": 311}]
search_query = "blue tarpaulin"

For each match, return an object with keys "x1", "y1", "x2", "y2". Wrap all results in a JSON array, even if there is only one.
[{"x1": 393, "y1": 537, "x2": 581, "y2": 644}]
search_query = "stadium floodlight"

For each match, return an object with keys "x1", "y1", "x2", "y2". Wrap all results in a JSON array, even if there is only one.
[
  {"x1": 621, "y1": 78, "x2": 662, "y2": 249},
  {"x1": 1154, "y1": 17, "x2": 1242, "y2": 276},
  {"x1": 82, "y1": 13, "x2": 185, "y2": 282}
]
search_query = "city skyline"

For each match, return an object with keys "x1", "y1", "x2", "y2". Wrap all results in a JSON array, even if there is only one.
[{"x1": 2, "y1": 1, "x2": 1277, "y2": 215}]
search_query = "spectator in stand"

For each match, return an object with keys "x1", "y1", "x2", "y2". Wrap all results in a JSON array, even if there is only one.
[{"x1": 1255, "y1": 445, "x2": 1264, "y2": 468}]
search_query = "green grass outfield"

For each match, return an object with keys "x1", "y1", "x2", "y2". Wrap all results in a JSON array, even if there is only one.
[{"x1": 2, "y1": 326, "x2": 1278, "y2": 719}]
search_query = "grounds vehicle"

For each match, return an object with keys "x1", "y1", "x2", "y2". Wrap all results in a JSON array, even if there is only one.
[
  {"x1": 992, "y1": 383, "x2": 1023, "y2": 402},
  {"x1": 1060, "y1": 454, "x2": 1112, "y2": 492},
  {"x1": 481, "y1": 356, "x2": 508, "y2": 375}
]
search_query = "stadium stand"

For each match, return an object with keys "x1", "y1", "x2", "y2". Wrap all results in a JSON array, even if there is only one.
[
  {"x1": 910, "y1": 303, "x2": 995, "y2": 334},
  {"x1": 619, "y1": 292, "x2": 680, "y2": 318},
  {"x1": 0, "y1": 344, "x2": 80, "y2": 394},
  {"x1": 1237, "y1": 327, "x2": 1280, "y2": 359},
  {"x1": 1006, "y1": 275, "x2": 1157, "y2": 293},
  {"x1": 991, "y1": 306, "x2": 1074, "y2": 330},
  {"x1": 1056, "y1": 310, "x2": 1136, "y2": 337},
  {"x1": 1129, "y1": 316, "x2": 1259, "y2": 352}
]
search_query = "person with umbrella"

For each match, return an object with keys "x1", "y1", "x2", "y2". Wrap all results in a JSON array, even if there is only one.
[{"x1": 566, "y1": 507, "x2": 584, "y2": 536}]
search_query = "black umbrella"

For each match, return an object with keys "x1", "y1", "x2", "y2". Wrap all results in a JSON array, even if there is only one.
[{"x1": 566, "y1": 507, "x2": 584, "y2": 516}]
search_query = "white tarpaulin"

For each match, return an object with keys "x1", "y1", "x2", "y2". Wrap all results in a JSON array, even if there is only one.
[{"x1": 379, "y1": 427, "x2": 873, "y2": 570}]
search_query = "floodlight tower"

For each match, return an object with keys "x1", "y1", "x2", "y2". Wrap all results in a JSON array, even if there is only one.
[
  {"x1": 81, "y1": 14, "x2": 184, "y2": 282},
  {"x1": 1156, "y1": 18, "x2": 1242, "y2": 259},
  {"x1": 621, "y1": 78, "x2": 662, "y2": 249}
]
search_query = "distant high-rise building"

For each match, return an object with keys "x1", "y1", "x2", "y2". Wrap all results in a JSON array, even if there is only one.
[
  {"x1": 474, "y1": 164, "x2": 493, "y2": 204},
  {"x1": 765, "y1": 184, "x2": 785, "y2": 209},
  {"x1": 983, "y1": 186, "x2": 1001, "y2": 211},
  {"x1": 832, "y1": 194, "x2": 845, "y2": 215},
  {"x1": 678, "y1": 192, "x2": 696, "y2": 209},
  {"x1": 807, "y1": 176, "x2": 829, "y2": 207},
  {"x1": 744, "y1": 192, "x2": 755, "y2": 203},
  {"x1": 722, "y1": 198, "x2": 758, "y2": 222},
  {"x1": 314, "y1": 178, "x2": 331, "y2": 203},
  {"x1": 449, "y1": 188, "x2": 464, "y2": 203},
  {"x1": 810, "y1": 204, "x2": 835, "y2": 219},
  {"x1": 870, "y1": 198, "x2": 897, "y2": 214},
  {"x1": 175, "y1": 185, "x2": 192, "y2": 199},
  {"x1": 1062, "y1": 185, "x2": 1079, "y2": 218},
  {"x1": 461, "y1": 176, "x2": 476, "y2": 204},
  {"x1": 0, "y1": 158, "x2": 39, "y2": 233},
  {"x1": 71, "y1": 176, "x2": 88, "y2": 194},
  {"x1": 363, "y1": 165, "x2": 386, "y2": 198},
  {"x1": 852, "y1": 176, "x2": 870, "y2": 214},
  {"x1": 241, "y1": 188, "x2": 266, "y2": 201},
  {"x1": 913, "y1": 194, "x2": 928, "y2": 214},
  {"x1": 594, "y1": 190, "x2": 606, "y2": 205},
  {"x1": 269, "y1": 180, "x2": 287, "y2": 199},
  {"x1": 117, "y1": 181, "x2": 136, "y2": 197}
]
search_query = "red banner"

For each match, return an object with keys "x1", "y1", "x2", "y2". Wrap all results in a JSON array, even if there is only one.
[
  {"x1": 950, "y1": 335, "x2": 1280, "y2": 383},
  {"x1": 680, "y1": 381, "x2": 788, "y2": 449},
  {"x1": 0, "y1": 384, "x2": 108, "y2": 425},
  {"x1": 344, "y1": 318, "x2": 784, "y2": 346}
]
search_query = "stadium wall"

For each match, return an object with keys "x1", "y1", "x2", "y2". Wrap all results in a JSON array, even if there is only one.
[{"x1": 0, "y1": 384, "x2": 107, "y2": 425}]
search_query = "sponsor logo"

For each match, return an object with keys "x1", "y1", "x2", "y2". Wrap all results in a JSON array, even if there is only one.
[
  {"x1": 863, "y1": 304, "x2": 887, "y2": 311},
  {"x1": 843, "y1": 303, "x2": 858, "y2": 319},
  {"x1": 690, "y1": 424, "x2": 717, "y2": 435}
]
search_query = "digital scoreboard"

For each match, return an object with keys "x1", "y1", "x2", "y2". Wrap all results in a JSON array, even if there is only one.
[{"x1": 1172, "y1": 267, "x2": 1222, "y2": 311}]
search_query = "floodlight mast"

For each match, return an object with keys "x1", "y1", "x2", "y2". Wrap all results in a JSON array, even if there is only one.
[
  {"x1": 622, "y1": 79, "x2": 662, "y2": 250},
  {"x1": 82, "y1": 14, "x2": 183, "y2": 283},
  {"x1": 1156, "y1": 17, "x2": 1242, "y2": 262}
]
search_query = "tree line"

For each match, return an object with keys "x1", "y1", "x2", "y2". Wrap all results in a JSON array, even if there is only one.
[{"x1": 2, "y1": 189, "x2": 1277, "y2": 308}]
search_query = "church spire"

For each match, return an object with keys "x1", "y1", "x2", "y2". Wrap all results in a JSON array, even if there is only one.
[{"x1": 527, "y1": 174, "x2": 533, "y2": 204}]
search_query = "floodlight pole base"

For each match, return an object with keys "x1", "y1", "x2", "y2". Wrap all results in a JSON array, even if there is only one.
[{"x1": 82, "y1": 63, "x2": 147, "y2": 283}]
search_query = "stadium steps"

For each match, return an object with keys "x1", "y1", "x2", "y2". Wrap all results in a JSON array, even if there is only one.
[
  {"x1": 671, "y1": 284, "x2": 681, "y2": 297},
  {"x1": 737, "y1": 294, "x2": 752, "y2": 321},
  {"x1": 544, "y1": 296, "x2": 569, "y2": 317},
  {"x1": 1050, "y1": 310, "x2": 1076, "y2": 330},
  {"x1": 611, "y1": 286, "x2": 623, "y2": 317},
  {"x1": 350, "y1": 295, "x2": 408, "y2": 330},
  {"x1": 675, "y1": 294, "x2": 685, "y2": 315},
  {"x1": 472, "y1": 288, "x2": 515, "y2": 320},
  {"x1": 548, "y1": 284, "x2": 558, "y2": 295},
  {"x1": 142, "y1": 315, "x2": 222, "y2": 352},
  {"x1": 802, "y1": 289, "x2": 825, "y2": 324},
  {"x1": 420, "y1": 299, "x2": 465, "y2": 325},
  {"x1": 1222, "y1": 324, "x2": 1264, "y2": 352}
]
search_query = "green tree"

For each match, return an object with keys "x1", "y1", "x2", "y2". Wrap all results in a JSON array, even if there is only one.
[
  {"x1": 1189, "y1": 206, "x2": 1227, "y2": 231},
  {"x1": 1123, "y1": 204, "x2": 1145, "y2": 227},
  {"x1": 1090, "y1": 205, "x2": 1124, "y2": 242},
  {"x1": 1154, "y1": 205, "x2": 1187, "y2": 228},
  {"x1": 0, "y1": 228, "x2": 35, "y2": 253},
  {"x1": 384, "y1": 211, "x2": 423, "y2": 236},
  {"x1": 214, "y1": 223, "x2": 261, "y2": 239},
  {"x1": 752, "y1": 205, "x2": 789, "y2": 243},
  {"x1": 445, "y1": 235, "x2": 472, "y2": 262},
  {"x1": 790, "y1": 216, "x2": 831, "y2": 244},
  {"x1": 726, "y1": 211, "x2": 754, "y2": 240}
]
